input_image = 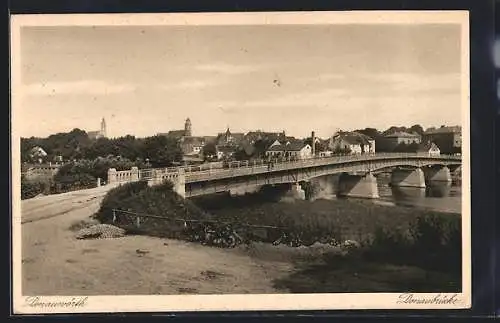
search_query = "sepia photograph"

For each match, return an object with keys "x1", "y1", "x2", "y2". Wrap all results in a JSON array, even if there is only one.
[{"x1": 11, "y1": 11, "x2": 470, "y2": 313}]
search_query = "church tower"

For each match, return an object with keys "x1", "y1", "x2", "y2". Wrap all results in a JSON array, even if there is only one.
[
  {"x1": 100, "y1": 117, "x2": 107, "y2": 138},
  {"x1": 184, "y1": 118, "x2": 192, "y2": 137}
]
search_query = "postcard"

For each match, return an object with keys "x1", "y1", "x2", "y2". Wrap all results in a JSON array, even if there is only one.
[{"x1": 11, "y1": 10, "x2": 471, "y2": 313}]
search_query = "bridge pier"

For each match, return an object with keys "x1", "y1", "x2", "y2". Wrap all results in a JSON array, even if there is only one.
[
  {"x1": 173, "y1": 171, "x2": 186, "y2": 198},
  {"x1": 422, "y1": 165, "x2": 452, "y2": 183},
  {"x1": 338, "y1": 172, "x2": 379, "y2": 199},
  {"x1": 390, "y1": 168, "x2": 426, "y2": 188}
]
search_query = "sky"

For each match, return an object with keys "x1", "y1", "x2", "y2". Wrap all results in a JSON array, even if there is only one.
[{"x1": 17, "y1": 23, "x2": 463, "y2": 139}]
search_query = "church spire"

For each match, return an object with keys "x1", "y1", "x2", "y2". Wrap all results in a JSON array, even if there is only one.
[
  {"x1": 184, "y1": 117, "x2": 192, "y2": 137},
  {"x1": 100, "y1": 117, "x2": 107, "y2": 138}
]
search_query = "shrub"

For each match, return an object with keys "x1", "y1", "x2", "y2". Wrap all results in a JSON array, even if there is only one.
[
  {"x1": 21, "y1": 178, "x2": 48, "y2": 199},
  {"x1": 366, "y1": 213, "x2": 461, "y2": 273}
]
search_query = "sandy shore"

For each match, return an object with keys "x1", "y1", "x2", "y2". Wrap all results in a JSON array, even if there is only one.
[{"x1": 21, "y1": 186, "x2": 295, "y2": 295}]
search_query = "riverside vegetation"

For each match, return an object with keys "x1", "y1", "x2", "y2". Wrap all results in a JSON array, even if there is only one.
[{"x1": 93, "y1": 181, "x2": 462, "y2": 292}]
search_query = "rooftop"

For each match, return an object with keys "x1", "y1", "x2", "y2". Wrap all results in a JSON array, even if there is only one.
[
  {"x1": 332, "y1": 131, "x2": 373, "y2": 145},
  {"x1": 385, "y1": 131, "x2": 421, "y2": 138},
  {"x1": 424, "y1": 126, "x2": 461, "y2": 134}
]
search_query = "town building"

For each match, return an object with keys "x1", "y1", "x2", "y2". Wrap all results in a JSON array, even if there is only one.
[
  {"x1": 417, "y1": 141, "x2": 441, "y2": 157},
  {"x1": 210, "y1": 128, "x2": 246, "y2": 160},
  {"x1": 216, "y1": 128, "x2": 245, "y2": 147},
  {"x1": 158, "y1": 118, "x2": 192, "y2": 140},
  {"x1": 243, "y1": 130, "x2": 287, "y2": 145},
  {"x1": 158, "y1": 118, "x2": 207, "y2": 159},
  {"x1": 216, "y1": 145, "x2": 237, "y2": 160},
  {"x1": 422, "y1": 126, "x2": 461, "y2": 154},
  {"x1": 29, "y1": 146, "x2": 48, "y2": 163},
  {"x1": 384, "y1": 131, "x2": 421, "y2": 149},
  {"x1": 265, "y1": 140, "x2": 313, "y2": 160},
  {"x1": 328, "y1": 131, "x2": 376, "y2": 154},
  {"x1": 87, "y1": 118, "x2": 107, "y2": 140}
]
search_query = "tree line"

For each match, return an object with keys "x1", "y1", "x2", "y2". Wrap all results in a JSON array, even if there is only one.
[{"x1": 21, "y1": 128, "x2": 183, "y2": 167}]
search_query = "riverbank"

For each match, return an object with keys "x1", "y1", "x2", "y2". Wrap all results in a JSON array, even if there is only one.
[{"x1": 22, "y1": 183, "x2": 462, "y2": 295}]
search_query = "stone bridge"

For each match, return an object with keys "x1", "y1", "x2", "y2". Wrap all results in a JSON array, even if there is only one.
[{"x1": 107, "y1": 153, "x2": 462, "y2": 199}]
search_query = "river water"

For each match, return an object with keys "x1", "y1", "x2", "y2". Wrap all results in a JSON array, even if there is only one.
[
  {"x1": 374, "y1": 173, "x2": 462, "y2": 214},
  {"x1": 225, "y1": 173, "x2": 462, "y2": 215}
]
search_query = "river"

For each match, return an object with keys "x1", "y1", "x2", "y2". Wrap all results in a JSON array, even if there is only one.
[
  {"x1": 374, "y1": 173, "x2": 461, "y2": 214},
  {"x1": 214, "y1": 173, "x2": 462, "y2": 215}
]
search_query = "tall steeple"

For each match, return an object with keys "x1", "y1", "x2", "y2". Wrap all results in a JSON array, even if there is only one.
[
  {"x1": 100, "y1": 117, "x2": 107, "y2": 138},
  {"x1": 184, "y1": 118, "x2": 192, "y2": 137}
]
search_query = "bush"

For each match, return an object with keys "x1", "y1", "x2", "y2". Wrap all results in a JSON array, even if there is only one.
[
  {"x1": 94, "y1": 181, "x2": 209, "y2": 238},
  {"x1": 367, "y1": 213, "x2": 461, "y2": 273},
  {"x1": 21, "y1": 178, "x2": 49, "y2": 199}
]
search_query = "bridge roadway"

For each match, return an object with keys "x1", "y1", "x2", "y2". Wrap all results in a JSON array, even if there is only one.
[
  {"x1": 135, "y1": 153, "x2": 462, "y2": 198},
  {"x1": 180, "y1": 153, "x2": 461, "y2": 183}
]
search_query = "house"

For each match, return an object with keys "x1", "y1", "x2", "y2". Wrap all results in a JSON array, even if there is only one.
[
  {"x1": 216, "y1": 128, "x2": 245, "y2": 147},
  {"x1": 29, "y1": 146, "x2": 48, "y2": 163},
  {"x1": 265, "y1": 140, "x2": 313, "y2": 160},
  {"x1": 422, "y1": 126, "x2": 461, "y2": 154},
  {"x1": 179, "y1": 136, "x2": 205, "y2": 156},
  {"x1": 384, "y1": 131, "x2": 421, "y2": 149},
  {"x1": 244, "y1": 130, "x2": 286, "y2": 145},
  {"x1": 417, "y1": 141, "x2": 441, "y2": 157},
  {"x1": 328, "y1": 131, "x2": 375, "y2": 154}
]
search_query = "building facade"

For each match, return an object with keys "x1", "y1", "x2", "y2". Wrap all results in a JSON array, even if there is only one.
[
  {"x1": 384, "y1": 131, "x2": 421, "y2": 149},
  {"x1": 88, "y1": 117, "x2": 107, "y2": 140},
  {"x1": 422, "y1": 126, "x2": 461, "y2": 154},
  {"x1": 328, "y1": 131, "x2": 375, "y2": 154},
  {"x1": 265, "y1": 141, "x2": 313, "y2": 160},
  {"x1": 417, "y1": 141, "x2": 441, "y2": 157}
]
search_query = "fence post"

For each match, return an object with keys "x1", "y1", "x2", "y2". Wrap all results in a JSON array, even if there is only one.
[
  {"x1": 131, "y1": 166, "x2": 139, "y2": 182},
  {"x1": 108, "y1": 168, "x2": 117, "y2": 184},
  {"x1": 112, "y1": 209, "x2": 116, "y2": 223},
  {"x1": 136, "y1": 217, "x2": 141, "y2": 228}
]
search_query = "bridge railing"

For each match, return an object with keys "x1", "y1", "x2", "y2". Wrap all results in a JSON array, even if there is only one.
[
  {"x1": 179, "y1": 153, "x2": 461, "y2": 182},
  {"x1": 111, "y1": 153, "x2": 461, "y2": 184}
]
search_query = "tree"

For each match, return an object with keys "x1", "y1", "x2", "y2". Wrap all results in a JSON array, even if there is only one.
[
  {"x1": 393, "y1": 142, "x2": 409, "y2": 152},
  {"x1": 355, "y1": 128, "x2": 382, "y2": 140},
  {"x1": 252, "y1": 138, "x2": 275, "y2": 158},
  {"x1": 383, "y1": 126, "x2": 408, "y2": 136},
  {"x1": 332, "y1": 147, "x2": 352, "y2": 155},
  {"x1": 202, "y1": 142, "x2": 217, "y2": 161},
  {"x1": 407, "y1": 142, "x2": 420, "y2": 153},
  {"x1": 141, "y1": 135, "x2": 182, "y2": 167},
  {"x1": 409, "y1": 124, "x2": 424, "y2": 136},
  {"x1": 233, "y1": 147, "x2": 251, "y2": 161}
]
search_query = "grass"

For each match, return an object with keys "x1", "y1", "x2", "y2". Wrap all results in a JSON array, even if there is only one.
[
  {"x1": 91, "y1": 181, "x2": 462, "y2": 293},
  {"x1": 273, "y1": 253, "x2": 461, "y2": 293}
]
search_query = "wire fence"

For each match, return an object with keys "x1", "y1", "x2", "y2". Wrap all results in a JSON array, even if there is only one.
[{"x1": 109, "y1": 208, "x2": 345, "y2": 248}]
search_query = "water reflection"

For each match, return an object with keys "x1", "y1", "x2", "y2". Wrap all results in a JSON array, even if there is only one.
[
  {"x1": 426, "y1": 182, "x2": 452, "y2": 198},
  {"x1": 391, "y1": 186, "x2": 426, "y2": 199},
  {"x1": 377, "y1": 174, "x2": 461, "y2": 213}
]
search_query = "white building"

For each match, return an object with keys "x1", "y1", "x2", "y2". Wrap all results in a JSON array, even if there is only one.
[
  {"x1": 328, "y1": 131, "x2": 375, "y2": 154},
  {"x1": 417, "y1": 141, "x2": 441, "y2": 157},
  {"x1": 265, "y1": 141, "x2": 313, "y2": 160}
]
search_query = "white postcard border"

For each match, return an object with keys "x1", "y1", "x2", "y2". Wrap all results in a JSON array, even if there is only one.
[{"x1": 10, "y1": 10, "x2": 471, "y2": 314}]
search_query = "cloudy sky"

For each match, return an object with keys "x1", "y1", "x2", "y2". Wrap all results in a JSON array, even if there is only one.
[{"x1": 17, "y1": 23, "x2": 463, "y2": 139}]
